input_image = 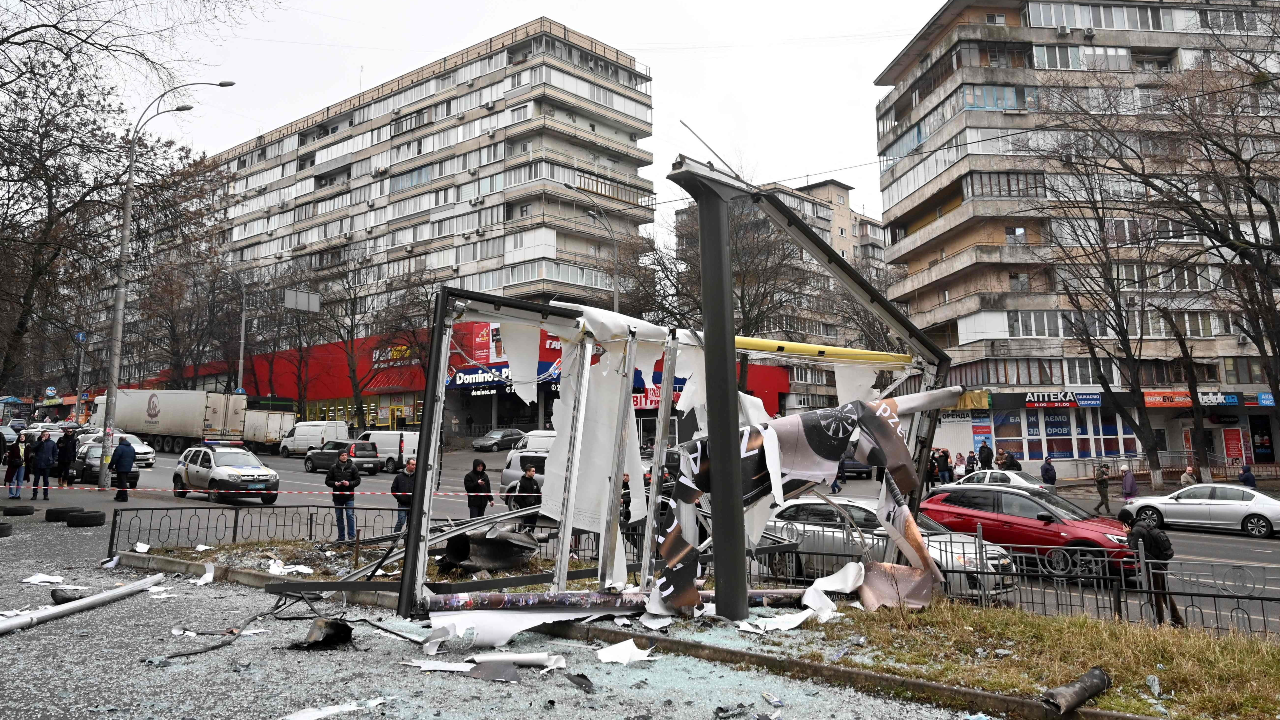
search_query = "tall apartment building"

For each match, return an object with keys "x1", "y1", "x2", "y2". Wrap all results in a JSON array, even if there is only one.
[
  {"x1": 98, "y1": 19, "x2": 655, "y2": 430},
  {"x1": 795, "y1": 180, "x2": 890, "y2": 281},
  {"x1": 876, "y1": 1, "x2": 1275, "y2": 475}
]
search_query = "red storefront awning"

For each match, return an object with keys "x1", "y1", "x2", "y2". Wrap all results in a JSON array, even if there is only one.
[{"x1": 366, "y1": 366, "x2": 424, "y2": 395}]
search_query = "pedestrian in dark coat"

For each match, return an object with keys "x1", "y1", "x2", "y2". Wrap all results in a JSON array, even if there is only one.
[
  {"x1": 978, "y1": 442, "x2": 994, "y2": 470},
  {"x1": 463, "y1": 458, "x2": 493, "y2": 519},
  {"x1": 4, "y1": 440, "x2": 22, "y2": 499},
  {"x1": 107, "y1": 436, "x2": 136, "y2": 502},
  {"x1": 1040, "y1": 457, "x2": 1057, "y2": 493},
  {"x1": 965, "y1": 451, "x2": 978, "y2": 475},
  {"x1": 512, "y1": 463, "x2": 541, "y2": 529},
  {"x1": 30, "y1": 430, "x2": 57, "y2": 500},
  {"x1": 1239, "y1": 465, "x2": 1258, "y2": 488},
  {"x1": 56, "y1": 428, "x2": 76, "y2": 488},
  {"x1": 390, "y1": 458, "x2": 417, "y2": 533},
  {"x1": 324, "y1": 452, "x2": 362, "y2": 541},
  {"x1": 1117, "y1": 508, "x2": 1184, "y2": 627}
]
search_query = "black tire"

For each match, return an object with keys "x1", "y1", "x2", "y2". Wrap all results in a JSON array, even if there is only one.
[
  {"x1": 1244, "y1": 514, "x2": 1273, "y2": 538},
  {"x1": 0, "y1": 521, "x2": 10, "y2": 537},
  {"x1": 207, "y1": 481, "x2": 220, "y2": 504},
  {"x1": 384, "y1": 458, "x2": 397, "y2": 473},
  {"x1": 172, "y1": 475, "x2": 187, "y2": 498},
  {"x1": 160, "y1": 436, "x2": 173, "y2": 453},
  {"x1": 1135, "y1": 506, "x2": 1164, "y2": 528},
  {"x1": 3, "y1": 505, "x2": 34, "y2": 516},
  {"x1": 260, "y1": 493, "x2": 278, "y2": 505},
  {"x1": 279, "y1": 446, "x2": 290, "y2": 459},
  {"x1": 367, "y1": 468, "x2": 378, "y2": 476},
  {"x1": 66, "y1": 510, "x2": 105, "y2": 527},
  {"x1": 45, "y1": 506, "x2": 83, "y2": 522},
  {"x1": 303, "y1": 458, "x2": 315, "y2": 473}
]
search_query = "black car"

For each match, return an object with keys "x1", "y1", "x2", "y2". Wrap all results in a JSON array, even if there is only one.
[
  {"x1": 66, "y1": 443, "x2": 138, "y2": 488},
  {"x1": 837, "y1": 456, "x2": 875, "y2": 481},
  {"x1": 303, "y1": 441, "x2": 381, "y2": 475},
  {"x1": 472, "y1": 428, "x2": 524, "y2": 452}
]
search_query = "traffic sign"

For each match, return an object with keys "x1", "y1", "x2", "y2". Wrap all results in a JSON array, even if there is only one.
[
  {"x1": 81, "y1": 393, "x2": 89, "y2": 400},
  {"x1": 74, "y1": 331, "x2": 87, "y2": 343},
  {"x1": 44, "y1": 386, "x2": 56, "y2": 397}
]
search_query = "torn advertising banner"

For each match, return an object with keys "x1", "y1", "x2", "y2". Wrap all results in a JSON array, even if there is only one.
[{"x1": 654, "y1": 387, "x2": 961, "y2": 609}]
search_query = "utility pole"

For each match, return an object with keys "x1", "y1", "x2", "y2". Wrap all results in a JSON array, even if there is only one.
[{"x1": 71, "y1": 335, "x2": 85, "y2": 423}]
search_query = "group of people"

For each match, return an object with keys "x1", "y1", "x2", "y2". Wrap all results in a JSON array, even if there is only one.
[
  {"x1": 922, "y1": 441, "x2": 1033, "y2": 490},
  {"x1": 4, "y1": 428, "x2": 78, "y2": 501}
]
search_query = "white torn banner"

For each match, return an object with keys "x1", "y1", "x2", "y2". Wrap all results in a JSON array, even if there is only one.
[
  {"x1": 645, "y1": 587, "x2": 674, "y2": 616},
  {"x1": 241, "y1": 628, "x2": 268, "y2": 636},
  {"x1": 614, "y1": 617, "x2": 631, "y2": 627},
  {"x1": 427, "y1": 609, "x2": 600, "y2": 648},
  {"x1": 597, "y1": 639, "x2": 654, "y2": 665},
  {"x1": 147, "y1": 586, "x2": 172, "y2": 593},
  {"x1": 134, "y1": 543, "x2": 150, "y2": 554},
  {"x1": 401, "y1": 660, "x2": 475, "y2": 673},
  {"x1": 188, "y1": 563, "x2": 214, "y2": 586},
  {"x1": 278, "y1": 697, "x2": 388, "y2": 720},
  {"x1": 100, "y1": 556, "x2": 119, "y2": 569},
  {"x1": 737, "y1": 609, "x2": 815, "y2": 634},
  {"x1": 53, "y1": 585, "x2": 89, "y2": 591},
  {"x1": 150, "y1": 594, "x2": 179, "y2": 599},
  {"x1": 802, "y1": 562, "x2": 866, "y2": 623},
  {"x1": 194, "y1": 544, "x2": 214, "y2": 552},
  {"x1": 267, "y1": 560, "x2": 314, "y2": 576},
  {"x1": 465, "y1": 652, "x2": 566, "y2": 670},
  {"x1": 21, "y1": 574, "x2": 63, "y2": 585},
  {"x1": 638, "y1": 613, "x2": 673, "y2": 630}
]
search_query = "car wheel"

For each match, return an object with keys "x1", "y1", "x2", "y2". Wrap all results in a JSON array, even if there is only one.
[
  {"x1": 367, "y1": 468, "x2": 378, "y2": 476},
  {"x1": 66, "y1": 510, "x2": 106, "y2": 528},
  {"x1": 303, "y1": 458, "x2": 315, "y2": 473},
  {"x1": 260, "y1": 493, "x2": 278, "y2": 505},
  {"x1": 279, "y1": 446, "x2": 290, "y2": 459},
  {"x1": 1244, "y1": 514, "x2": 1273, "y2": 538},
  {"x1": 385, "y1": 458, "x2": 397, "y2": 473},
  {"x1": 0, "y1": 521, "x2": 10, "y2": 537},
  {"x1": 172, "y1": 475, "x2": 187, "y2": 499},
  {"x1": 1135, "y1": 507, "x2": 1163, "y2": 528},
  {"x1": 207, "y1": 481, "x2": 220, "y2": 504},
  {"x1": 160, "y1": 436, "x2": 173, "y2": 453}
]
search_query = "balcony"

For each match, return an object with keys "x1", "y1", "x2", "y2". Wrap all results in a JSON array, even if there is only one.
[
  {"x1": 886, "y1": 198, "x2": 1038, "y2": 264},
  {"x1": 888, "y1": 243, "x2": 1043, "y2": 301},
  {"x1": 506, "y1": 114, "x2": 653, "y2": 165}
]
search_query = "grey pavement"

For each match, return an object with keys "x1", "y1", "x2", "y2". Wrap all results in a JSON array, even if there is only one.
[{"x1": 0, "y1": 515, "x2": 970, "y2": 720}]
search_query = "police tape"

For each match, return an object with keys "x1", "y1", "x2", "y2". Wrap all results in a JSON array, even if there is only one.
[{"x1": 11, "y1": 486, "x2": 540, "y2": 496}]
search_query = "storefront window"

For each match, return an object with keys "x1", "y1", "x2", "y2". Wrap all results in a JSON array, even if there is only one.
[
  {"x1": 984, "y1": 406, "x2": 1140, "y2": 460},
  {"x1": 1025, "y1": 410, "x2": 1043, "y2": 459},
  {"x1": 1045, "y1": 410, "x2": 1073, "y2": 458},
  {"x1": 994, "y1": 410, "x2": 1024, "y2": 459}
]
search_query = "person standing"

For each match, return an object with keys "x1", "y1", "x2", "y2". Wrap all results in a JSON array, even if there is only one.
[
  {"x1": 1121, "y1": 464, "x2": 1138, "y2": 502},
  {"x1": 1040, "y1": 456, "x2": 1057, "y2": 494},
  {"x1": 22, "y1": 434, "x2": 37, "y2": 496},
  {"x1": 1239, "y1": 465, "x2": 1257, "y2": 488},
  {"x1": 4, "y1": 440, "x2": 22, "y2": 499},
  {"x1": 463, "y1": 458, "x2": 493, "y2": 518},
  {"x1": 1180, "y1": 466, "x2": 1196, "y2": 487},
  {"x1": 954, "y1": 450, "x2": 966, "y2": 480},
  {"x1": 1117, "y1": 508, "x2": 1184, "y2": 627},
  {"x1": 1093, "y1": 463, "x2": 1112, "y2": 515},
  {"x1": 30, "y1": 430, "x2": 57, "y2": 500},
  {"x1": 1004, "y1": 453, "x2": 1023, "y2": 472},
  {"x1": 55, "y1": 428, "x2": 76, "y2": 488},
  {"x1": 978, "y1": 441, "x2": 993, "y2": 470},
  {"x1": 965, "y1": 451, "x2": 978, "y2": 475},
  {"x1": 937, "y1": 449, "x2": 952, "y2": 485},
  {"x1": 325, "y1": 451, "x2": 361, "y2": 541},
  {"x1": 511, "y1": 463, "x2": 541, "y2": 529},
  {"x1": 390, "y1": 458, "x2": 416, "y2": 533},
  {"x1": 465, "y1": 414, "x2": 474, "y2": 435},
  {"x1": 107, "y1": 436, "x2": 135, "y2": 502}
]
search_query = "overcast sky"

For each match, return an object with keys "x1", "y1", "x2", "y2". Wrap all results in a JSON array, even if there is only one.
[{"x1": 148, "y1": 0, "x2": 944, "y2": 227}]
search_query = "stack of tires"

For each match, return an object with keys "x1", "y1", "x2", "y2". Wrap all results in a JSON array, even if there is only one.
[{"x1": 0, "y1": 504, "x2": 105, "y2": 534}]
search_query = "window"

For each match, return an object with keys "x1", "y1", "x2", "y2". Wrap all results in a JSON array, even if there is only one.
[
  {"x1": 1006, "y1": 227, "x2": 1027, "y2": 245},
  {"x1": 943, "y1": 488, "x2": 996, "y2": 513},
  {"x1": 1026, "y1": 2, "x2": 1077, "y2": 28},
  {"x1": 1224, "y1": 357, "x2": 1267, "y2": 385},
  {"x1": 985, "y1": 13, "x2": 1006, "y2": 25},
  {"x1": 964, "y1": 173, "x2": 1046, "y2": 199},
  {"x1": 1009, "y1": 273, "x2": 1030, "y2": 292},
  {"x1": 1177, "y1": 486, "x2": 1213, "y2": 501},
  {"x1": 836, "y1": 194, "x2": 845, "y2": 204},
  {"x1": 1199, "y1": 9, "x2": 1259, "y2": 33},
  {"x1": 1214, "y1": 488, "x2": 1253, "y2": 502},
  {"x1": 519, "y1": 204, "x2": 531, "y2": 218},
  {"x1": 1000, "y1": 493, "x2": 1047, "y2": 520}
]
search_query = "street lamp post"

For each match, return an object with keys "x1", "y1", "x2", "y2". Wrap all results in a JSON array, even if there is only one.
[
  {"x1": 562, "y1": 183, "x2": 619, "y2": 313},
  {"x1": 226, "y1": 265, "x2": 247, "y2": 393},
  {"x1": 98, "y1": 81, "x2": 234, "y2": 491}
]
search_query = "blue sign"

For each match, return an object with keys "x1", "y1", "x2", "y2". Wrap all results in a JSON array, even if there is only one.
[
  {"x1": 1075, "y1": 392, "x2": 1102, "y2": 407},
  {"x1": 44, "y1": 386, "x2": 56, "y2": 398},
  {"x1": 80, "y1": 393, "x2": 89, "y2": 400},
  {"x1": 74, "y1": 331, "x2": 87, "y2": 343},
  {"x1": 1263, "y1": 393, "x2": 1276, "y2": 407},
  {"x1": 234, "y1": 388, "x2": 246, "y2": 394}
]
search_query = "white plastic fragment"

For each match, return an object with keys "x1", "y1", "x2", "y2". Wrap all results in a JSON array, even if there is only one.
[
  {"x1": 267, "y1": 560, "x2": 314, "y2": 576},
  {"x1": 188, "y1": 563, "x2": 214, "y2": 586},
  {"x1": 170, "y1": 627, "x2": 197, "y2": 637},
  {"x1": 194, "y1": 545, "x2": 214, "y2": 552},
  {"x1": 736, "y1": 609, "x2": 816, "y2": 634},
  {"x1": 278, "y1": 696, "x2": 388, "y2": 720},
  {"x1": 134, "y1": 543, "x2": 150, "y2": 553},
  {"x1": 638, "y1": 613, "x2": 673, "y2": 630},
  {"x1": 147, "y1": 586, "x2": 172, "y2": 593},
  {"x1": 465, "y1": 652, "x2": 566, "y2": 670},
  {"x1": 100, "y1": 557, "x2": 119, "y2": 569},
  {"x1": 614, "y1": 617, "x2": 631, "y2": 627},
  {"x1": 241, "y1": 628, "x2": 268, "y2": 636},
  {"x1": 428, "y1": 609, "x2": 602, "y2": 649},
  {"x1": 596, "y1": 639, "x2": 654, "y2": 665},
  {"x1": 802, "y1": 562, "x2": 865, "y2": 623},
  {"x1": 645, "y1": 587, "x2": 675, "y2": 616},
  {"x1": 400, "y1": 660, "x2": 475, "y2": 673},
  {"x1": 21, "y1": 574, "x2": 64, "y2": 585}
]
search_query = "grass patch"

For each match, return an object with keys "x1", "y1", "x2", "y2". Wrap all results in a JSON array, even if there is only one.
[{"x1": 800, "y1": 600, "x2": 1280, "y2": 719}]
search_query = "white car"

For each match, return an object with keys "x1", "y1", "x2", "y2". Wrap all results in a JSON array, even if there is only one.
[
  {"x1": 77, "y1": 432, "x2": 154, "y2": 467},
  {"x1": 766, "y1": 495, "x2": 1016, "y2": 598},
  {"x1": 941, "y1": 469, "x2": 1049, "y2": 491},
  {"x1": 172, "y1": 443, "x2": 280, "y2": 504},
  {"x1": 1124, "y1": 483, "x2": 1280, "y2": 538}
]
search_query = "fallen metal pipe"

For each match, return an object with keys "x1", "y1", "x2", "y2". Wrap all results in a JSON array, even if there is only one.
[
  {"x1": 0, "y1": 573, "x2": 165, "y2": 636},
  {"x1": 423, "y1": 588, "x2": 806, "y2": 612},
  {"x1": 1042, "y1": 666, "x2": 1112, "y2": 716}
]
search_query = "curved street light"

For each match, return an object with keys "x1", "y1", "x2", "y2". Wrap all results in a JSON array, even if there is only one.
[
  {"x1": 562, "y1": 182, "x2": 619, "y2": 313},
  {"x1": 98, "y1": 81, "x2": 235, "y2": 490}
]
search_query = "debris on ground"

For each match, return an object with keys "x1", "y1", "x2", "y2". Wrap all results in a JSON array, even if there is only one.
[
  {"x1": 292, "y1": 618, "x2": 353, "y2": 650},
  {"x1": 1042, "y1": 667, "x2": 1112, "y2": 716},
  {"x1": 737, "y1": 609, "x2": 814, "y2": 634},
  {"x1": 714, "y1": 702, "x2": 754, "y2": 718},
  {"x1": 466, "y1": 661, "x2": 520, "y2": 683},
  {"x1": 761, "y1": 692, "x2": 783, "y2": 707},
  {"x1": 465, "y1": 652, "x2": 566, "y2": 670},
  {"x1": 278, "y1": 696, "x2": 389, "y2": 720},
  {"x1": 434, "y1": 529, "x2": 539, "y2": 573},
  {"x1": 565, "y1": 673, "x2": 595, "y2": 693},
  {"x1": 50, "y1": 589, "x2": 87, "y2": 605},
  {"x1": 401, "y1": 660, "x2": 476, "y2": 673},
  {"x1": 597, "y1": 639, "x2": 655, "y2": 665},
  {"x1": 188, "y1": 563, "x2": 214, "y2": 585},
  {"x1": 267, "y1": 560, "x2": 314, "y2": 576},
  {"x1": 133, "y1": 543, "x2": 150, "y2": 554},
  {"x1": 20, "y1": 574, "x2": 63, "y2": 585}
]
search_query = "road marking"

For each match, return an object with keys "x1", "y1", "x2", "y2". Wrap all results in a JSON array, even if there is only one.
[{"x1": 1177, "y1": 554, "x2": 1280, "y2": 567}]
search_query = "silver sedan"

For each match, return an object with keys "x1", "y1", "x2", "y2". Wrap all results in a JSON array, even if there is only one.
[{"x1": 1123, "y1": 484, "x2": 1280, "y2": 538}]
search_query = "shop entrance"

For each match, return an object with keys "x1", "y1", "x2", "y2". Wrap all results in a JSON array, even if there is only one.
[{"x1": 1250, "y1": 415, "x2": 1275, "y2": 464}]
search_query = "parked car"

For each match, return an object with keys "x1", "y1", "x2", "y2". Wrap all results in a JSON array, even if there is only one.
[
  {"x1": 1123, "y1": 483, "x2": 1280, "y2": 538},
  {"x1": 0, "y1": 426, "x2": 16, "y2": 446},
  {"x1": 922, "y1": 485, "x2": 1132, "y2": 575},
  {"x1": 75, "y1": 432, "x2": 155, "y2": 467},
  {"x1": 473, "y1": 428, "x2": 524, "y2": 452},
  {"x1": 65, "y1": 443, "x2": 138, "y2": 488},
  {"x1": 938, "y1": 469, "x2": 1049, "y2": 490},
  {"x1": 279, "y1": 421, "x2": 350, "y2": 458},
  {"x1": 837, "y1": 457, "x2": 874, "y2": 481},
  {"x1": 172, "y1": 443, "x2": 280, "y2": 504},
  {"x1": 303, "y1": 440, "x2": 381, "y2": 475},
  {"x1": 356, "y1": 430, "x2": 419, "y2": 472},
  {"x1": 6, "y1": 418, "x2": 26, "y2": 430},
  {"x1": 765, "y1": 496, "x2": 1017, "y2": 598},
  {"x1": 513, "y1": 430, "x2": 555, "y2": 452},
  {"x1": 500, "y1": 451, "x2": 548, "y2": 509}
]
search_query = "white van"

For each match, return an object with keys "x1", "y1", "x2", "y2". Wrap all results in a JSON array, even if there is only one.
[
  {"x1": 356, "y1": 430, "x2": 420, "y2": 472},
  {"x1": 279, "y1": 421, "x2": 350, "y2": 457},
  {"x1": 506, "y1": 430, "x2": 555, "y2": 470}
]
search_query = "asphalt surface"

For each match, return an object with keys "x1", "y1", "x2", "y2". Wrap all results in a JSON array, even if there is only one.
[{"x1": 0, "y1": 516, "x2": 972, "y2": 720}]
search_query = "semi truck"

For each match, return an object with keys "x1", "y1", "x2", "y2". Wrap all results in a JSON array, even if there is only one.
[{"x1": 91, "y1": 390, "x2": 296, "y2": 454}]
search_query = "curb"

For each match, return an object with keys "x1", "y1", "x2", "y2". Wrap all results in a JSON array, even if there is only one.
[
  {"x1": 538, "y1": 623, "x2": 1161, "y2": 720},
  {"x1": 113, "y1": 553, "x2": 1158, "y2": 720},
  {"x1": 115, "y1": 552, "x2": 399, "y2": 610}
]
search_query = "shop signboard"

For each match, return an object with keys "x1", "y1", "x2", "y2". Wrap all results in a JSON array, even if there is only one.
[
  {"x1": 970, "y1": 410, "x2": 993, "y2": 454},
  {"x1": 1145, "y1": 391, "x2": 1241, "y2": 408},
  {"x1": 1223, "y1": 427, "x2": 1246, "y2": 466},
  {"x1": 939, "y1": 410, "x2": 971, "y2": 424},
  {"x1": 632, "y1": 388, "x2": 683, "y2": 410}
]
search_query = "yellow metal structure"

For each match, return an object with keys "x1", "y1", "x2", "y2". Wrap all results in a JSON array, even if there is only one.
[{"x1": 733, "y1": 336, "x2": 912, "y2": 368}]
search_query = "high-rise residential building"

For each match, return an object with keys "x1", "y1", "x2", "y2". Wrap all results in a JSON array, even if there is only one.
[
  {"x1": 795, "y1": 180, "x2": 890, "y2": 282},
  {"x1": 876, "y1": 1, "x2": 1275, "y2": 475}
]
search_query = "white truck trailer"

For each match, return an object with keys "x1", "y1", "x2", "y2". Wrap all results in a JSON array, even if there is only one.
[{"x1": 91, "y1": 390, "x2": 295, "y2": 454}]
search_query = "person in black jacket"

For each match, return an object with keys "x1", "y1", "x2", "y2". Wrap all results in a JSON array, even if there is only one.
[
  {"x1": 55, "y1": 428, "x2": 76, "y2": 488},
  {"x1": 325, "y1": 451, "x2": 362, "y2": 541},
  {"x1": 390, "y1": 458, "x2": 416, "y2": 533},
  {"x1": 511, "y1": 463, "x2": 541, "y2": 529},
  {"x1": 978, "y1": 441, "x2": 994, "y2": 470},
  {"x1": 1117, "y1": 508, "x2": 1184, "y2": 627},
  {"x1": 463, "y1": 458, "x2": 492, "y2": 519},
  {"x1": 30, "y1": 430, "x2": 57, "y2": 500}
]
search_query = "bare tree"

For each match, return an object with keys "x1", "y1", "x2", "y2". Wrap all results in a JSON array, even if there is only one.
[{"x1": 313, "y1": 258, "x2": 393, "y2": 431}]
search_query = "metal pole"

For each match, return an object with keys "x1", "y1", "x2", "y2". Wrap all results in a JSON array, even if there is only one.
[
  {"x1": 552, "y1": 334, "x2": 595, "y2": 591},
  {"x1": 0, "y1": 573, "x2": 165, "y2": 636},
  {"x1": 639, "y1": 330, "x2": 679, "y2": 591},
  {"x1": 234, "y1": 272, "x2": 247, "y2": 393},
  {"x1": 98, "y1": 136, "x2": 136, "y2": 490},
  {"x1": 598, "y1": 330, "x2": 638, "y2": 590},
  {"x1": 72, "y1": 344, "x2": 84, "y2": 423},
  {"x1": 398, "y1": 291, "x2": 455, "y2": 617},
  {"x1": 686, "y1": 180, "x2": 750, "y2": 621}
]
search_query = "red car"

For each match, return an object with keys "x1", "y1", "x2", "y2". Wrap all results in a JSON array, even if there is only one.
[{"x1": 922, "y1": 485, "x2": 1132, "y2": 575}]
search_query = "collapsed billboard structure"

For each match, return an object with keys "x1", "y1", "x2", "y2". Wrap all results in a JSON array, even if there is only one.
[{"x1": 386, "y1": 156, "x2": 955, "y2": 621}]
